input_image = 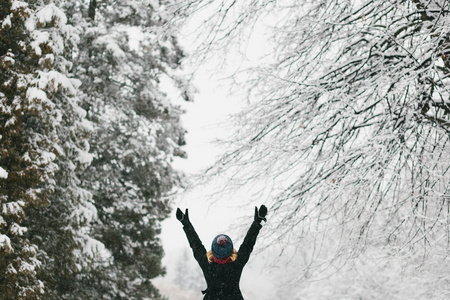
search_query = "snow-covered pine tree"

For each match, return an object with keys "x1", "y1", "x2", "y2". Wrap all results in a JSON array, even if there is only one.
[
  {"x1": 0, "y1": 1, "x2": 103, "y2": 299},
  {"x1": 60, "y1": 1, "x2": 188, "y2": 298}
]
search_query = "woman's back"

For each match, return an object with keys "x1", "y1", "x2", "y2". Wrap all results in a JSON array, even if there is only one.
[
  {"x1": 176, "y1": 206, "x2": 267, "y2": 300},
  {"x1": 202, "y1": 261, "x2": 244, "y2": 300}
]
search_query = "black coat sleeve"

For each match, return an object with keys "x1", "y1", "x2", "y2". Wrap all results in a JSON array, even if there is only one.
[
  {"x1": 182, "y1": 220, "x2": 209, "y2": 268},
  {"x1": 237, "y1": 221, "x2": 263, "y2": 266}
]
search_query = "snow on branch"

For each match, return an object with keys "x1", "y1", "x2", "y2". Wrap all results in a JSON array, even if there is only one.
[
  {"x1": 0, "y1": 234, "x2": 13, "y2": 253},
  {"x1": 0, "y1": 166, "x2": 7, "y2": 179}
]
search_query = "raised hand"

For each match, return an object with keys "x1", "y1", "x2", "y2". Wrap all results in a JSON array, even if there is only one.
[
  {"x1": 176, "y1": 208, "x2": 189, "y2": 224},
  {"x1": 254, "y1": 205, "x2": 268, "y2": 223}
]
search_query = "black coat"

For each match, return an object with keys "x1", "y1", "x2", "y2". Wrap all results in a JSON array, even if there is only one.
[{"x1": 182, "y1": 220, "x2": 263, "y2": 300}]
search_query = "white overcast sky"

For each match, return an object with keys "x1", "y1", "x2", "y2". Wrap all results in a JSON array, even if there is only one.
[{"x1": 152, "y1": 16, "x2": 281, "y2": 299}]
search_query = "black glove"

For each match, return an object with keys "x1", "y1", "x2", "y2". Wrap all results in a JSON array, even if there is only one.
[
  {"x1": 176, "y1": 208, "x2": 189, "y2": 224},
  {"x1": 254, "y1": 205, "x2": 268, "y2": 223}
]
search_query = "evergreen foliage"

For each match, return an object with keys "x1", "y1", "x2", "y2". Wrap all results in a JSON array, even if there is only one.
[
  {"x1": 63, "y1": 0, "x2": 187, "y2": 298},
  {"x1": 0, "y1": 0, "x2": 187, "y2": 299},
  {"x1": 1, "y1": 0, "x2": 96, "y2": 298}
]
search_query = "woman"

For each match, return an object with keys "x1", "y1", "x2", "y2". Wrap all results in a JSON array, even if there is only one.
[{"x1": 176, "y1": 205, "x2": 268, "y2": 300}]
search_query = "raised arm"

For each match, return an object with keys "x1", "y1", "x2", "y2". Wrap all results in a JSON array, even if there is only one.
[
  {"x1": 176, "y1": 208, "x2": 208, "y2": 267},
  {"x1": 237, "y1": 205, "x2": 268, "y2": 266}
]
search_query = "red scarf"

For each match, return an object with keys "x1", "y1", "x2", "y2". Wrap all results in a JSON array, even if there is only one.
[{"x1": 212, "y1": 256, "x2": 232, "y2": 264}]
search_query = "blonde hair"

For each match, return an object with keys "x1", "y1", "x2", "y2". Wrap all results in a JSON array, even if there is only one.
[{"x1": 207, "y1": 249, "x2": 237, "y2": 263}]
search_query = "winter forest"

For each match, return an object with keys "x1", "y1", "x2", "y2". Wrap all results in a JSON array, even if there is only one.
[{"x1": 0, "y1": 0, "x2": 449, "y2": 299}]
